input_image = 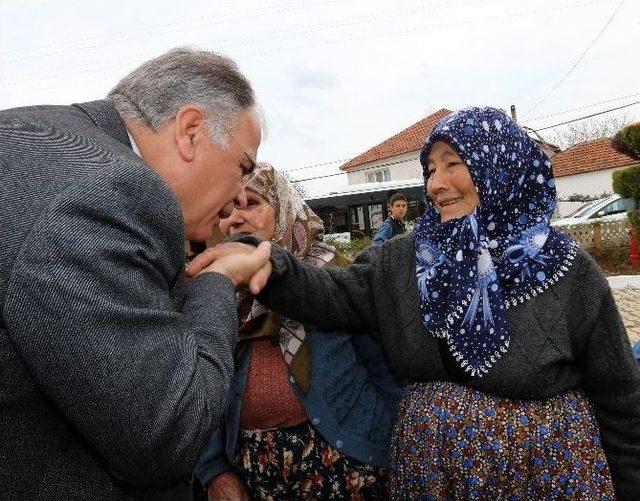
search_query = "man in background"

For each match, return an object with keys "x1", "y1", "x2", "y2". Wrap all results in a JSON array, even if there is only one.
[
  {"x1": 0, "y1": 47, "x2": 270, "y2": 500},
  {"x1": 373, "y1": 192, "x2": 408, "y2": 244}
]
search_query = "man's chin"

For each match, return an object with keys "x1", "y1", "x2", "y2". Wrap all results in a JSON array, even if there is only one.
[{"x1": 186, "y1": 225, "x2": 214, "y2": 243}]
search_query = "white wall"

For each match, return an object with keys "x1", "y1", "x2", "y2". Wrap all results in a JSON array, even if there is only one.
[
  {"x1": 346, "y1": 152, "x2": 421, "y2": 185},
  {"x1": 554, "y1": 166, "x2": 632, "y2": 200}
]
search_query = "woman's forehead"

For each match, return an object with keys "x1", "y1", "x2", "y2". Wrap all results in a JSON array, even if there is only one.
[{"x1": 429, "y1": 141, "x2": 460, "y2": 159}]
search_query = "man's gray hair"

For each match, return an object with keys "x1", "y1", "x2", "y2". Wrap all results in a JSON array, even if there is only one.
[{"x1": 107, "y1": 47, "x2": 255, "y2": 146}]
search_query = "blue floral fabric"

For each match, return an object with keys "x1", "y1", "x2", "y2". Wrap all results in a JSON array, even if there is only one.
[{"x1": 414, "y1": 107, "x2": 578, "y2": 377}]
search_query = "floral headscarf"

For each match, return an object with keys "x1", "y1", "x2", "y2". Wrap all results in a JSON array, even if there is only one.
[
  {"x1": 414, "y1": 107, "x2": 577, "y2": 377},
  {"x1": 245, "y1": 162, "x2": 335, "y2": 265},
  {"x1": 240, "y1": 163, "x2": 337, "y2": 388}
]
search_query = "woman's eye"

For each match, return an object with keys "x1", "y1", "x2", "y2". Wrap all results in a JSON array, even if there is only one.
[{"x1": 447, "y1": 161, "x2": 461, "y2": 168}]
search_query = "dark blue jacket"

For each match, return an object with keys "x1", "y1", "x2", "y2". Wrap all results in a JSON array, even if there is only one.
[
  {"x1": 195, "y1": 327, "x2": 404, "y2": 485},
  {"x1": 373, "y1": 217, "x2": 406, "y2": 244},
  {"x1": 634, "y1": 340, "x2": 640, "y2": 362}
]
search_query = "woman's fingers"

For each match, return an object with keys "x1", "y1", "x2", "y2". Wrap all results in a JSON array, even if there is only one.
[
  {"x1": 192, "y1": 241, "x2": 272, "y2": 290},
  {"x1": 186, "y1": 242, "x2": 256, "y2": 277}
]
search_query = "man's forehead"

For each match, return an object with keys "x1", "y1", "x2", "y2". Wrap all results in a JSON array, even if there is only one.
[{"x1": 234, "y1": 108, "x2": 261, "y2": 152}]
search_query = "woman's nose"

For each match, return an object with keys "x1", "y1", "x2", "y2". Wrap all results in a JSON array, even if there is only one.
[
  {"x1": 428, "y1": 168, "x2": 448, "y2": 194},
  {"x1": 226, "y1": 208, "x2": 245, "y2": 224},
  {"x1": 233, "y1": 188, "x2": 248, "y2": 209}
]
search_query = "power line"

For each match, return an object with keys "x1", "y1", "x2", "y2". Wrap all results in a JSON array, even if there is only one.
[
  {"x1": 526, "y1": 91, "x2": 640, "y2": 122},
  {"x1": 523, "y1": 0, "x2": 624, "y2": 118},
  {"x1": 0, "y1": 0, "x2": 341, "y2": 65},
  {"x1": 237, "y1": 0, "x2": 608, "y2": 60},
  {"x1": 290, "y1": 156, "x2": 420, "y2": 183},
  {"x1": 4, "y1": 0, "x2": 608, "y2": 91},
  {"x1": 1, "y1": 0, "x2": 323, "y2": 55},
  {"x1": 282, "y1": 158, "x2": 350, "y2": 174},
  {"x1": 290, "y1": 100, "x2": 640, "y2": 184},
  {"x1": 1, "y1": 0, "x2": 484, "y2": 83},
  {"x1": 524, "y1": 100, "x2": 640, "y2": 132}
]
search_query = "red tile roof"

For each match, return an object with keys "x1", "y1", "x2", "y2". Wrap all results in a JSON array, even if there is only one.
[
  {"x1": 552, "y1": 138, "x2": 639, "y2": 178},
  {"x1": 340, "y1": 108, "x2": 452, "y2": 171}
]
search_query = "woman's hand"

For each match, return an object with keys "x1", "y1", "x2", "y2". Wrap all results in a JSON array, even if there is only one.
[
  {"x1": 186, "y1": 241, "x2": 273, "y2": 294},
  {"x1": 207, "y1": 471, "x2": 250, "y2": 501}
]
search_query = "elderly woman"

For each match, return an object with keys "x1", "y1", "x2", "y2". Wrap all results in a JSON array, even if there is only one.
[
  {"x1": 194, "y1": 164, "x2": 402, "y2": 500},
  {"x1": 193, "y1": 107, "x2": 640, "y2": 499}
]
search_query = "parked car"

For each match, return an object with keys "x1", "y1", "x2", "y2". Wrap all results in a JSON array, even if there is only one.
[{"x1": 551, "y1": 195, "x2": 637, "y2": 227}]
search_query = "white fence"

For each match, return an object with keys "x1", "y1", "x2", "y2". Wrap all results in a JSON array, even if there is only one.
[{"x1": 554, "y1": 219, "x2": 629, "y2": 250}]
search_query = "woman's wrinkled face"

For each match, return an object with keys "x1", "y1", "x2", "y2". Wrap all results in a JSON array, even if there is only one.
[
  {"x1": 218, "y1": 189, "x2": 277, "y2": 240},
  {"x1": 426, "y1": 140, "x2": 480, "y2": 222}
]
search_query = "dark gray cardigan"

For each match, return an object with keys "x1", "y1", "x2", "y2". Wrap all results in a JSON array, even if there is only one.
[{"x1": 252, "y1": 233, "x2": 640, "y2": 499}]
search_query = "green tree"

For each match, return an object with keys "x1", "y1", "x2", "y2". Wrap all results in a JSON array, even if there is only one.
[
  {"x1": 612, "y1": 164, "x2": 640, "y2": 239},
  {"x1": 613, "y1": 122, "x2": 640, "y2": 160}
]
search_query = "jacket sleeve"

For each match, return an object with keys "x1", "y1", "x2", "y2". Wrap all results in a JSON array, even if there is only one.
[
  {"x1": 574, "y1": 254, "x2": 640, "y2": 499},
  {"x1": 373, "y1": 221, "x2": 392, "y2": 244},
  {"x1": 254, "y1": 239, "x2": 381, "y2": 336},
  {"x1": 3, "y1": 168, "x2": 238, "y2": 487},
  {"x1": 194, "y1": 425, "x2": 232, "y2": 486}
]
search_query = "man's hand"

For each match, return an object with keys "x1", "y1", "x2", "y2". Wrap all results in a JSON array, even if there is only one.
[
  {"x1": 186, "y1": 241, "x2": 273, "y2": 294},
  {"x1": 207, "y1": 471, "x2": 249, "y2": 501}
]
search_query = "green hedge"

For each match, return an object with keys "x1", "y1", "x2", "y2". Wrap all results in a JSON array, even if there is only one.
[
  {"x1": 612, "y1": 164, "x2": 640, "y2": 238},
  {"x1": 612, "y1": 165, "x2": 640, "y2": 200},
  {"x1": 613, "y1": 122, "x2": 640, "y2": 160}
]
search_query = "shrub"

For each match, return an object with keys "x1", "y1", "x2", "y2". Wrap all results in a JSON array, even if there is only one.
[
  {"x1": 612, "y1": 164, "x2": 640, "y2": 238},
  {"x1": 613, "y1": 122, "x2": 640, "y2": 159},
  {"x1": 612, "y1": 165, "x2": 640, "y2": 201},
  {"x1": 566, "y1": 193, "x2": 594, "y2": 202},
  {"x1": 629, "y1": 211, "x2": 640, "y2": 237},
  {"x1": 325, "y1": 236, "x2": 373, "y2": 259}
]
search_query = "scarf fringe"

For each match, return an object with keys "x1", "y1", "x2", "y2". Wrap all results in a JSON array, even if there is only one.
[{"x1": 430, "y1": 241, "x2": 579, "y2": 377}]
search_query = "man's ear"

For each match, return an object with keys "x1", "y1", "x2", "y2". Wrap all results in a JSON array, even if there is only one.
[{"x1": 174, "y1": 106, "x2": 206, "y2": 162}]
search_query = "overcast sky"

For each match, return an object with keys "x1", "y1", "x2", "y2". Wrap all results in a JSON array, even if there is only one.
[{"x1": 1, "y1": 0, "x2": 638, "y2": 196}]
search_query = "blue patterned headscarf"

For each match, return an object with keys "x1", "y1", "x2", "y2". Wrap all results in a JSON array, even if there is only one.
[{"x1": 414, "y1": 107, "x2": 577, "y2": 377}]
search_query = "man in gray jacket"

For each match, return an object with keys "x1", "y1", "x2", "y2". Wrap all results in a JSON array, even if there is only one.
[{"x1": 0, "y1": 48, "x2": 271, "y2": 500}]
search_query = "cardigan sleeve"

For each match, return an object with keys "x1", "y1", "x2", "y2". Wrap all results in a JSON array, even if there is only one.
[
  {"x1": 255, "y1": 240, "x2": 382, "y2": 336},
  {"x1": 574, "y1": 254, "x2": 640, "y2": 499},
  {"x1": 4, "y1": 168, "x2": 238, "y2": 487}
]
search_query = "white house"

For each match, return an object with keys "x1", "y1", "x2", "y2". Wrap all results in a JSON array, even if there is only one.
[
  {"x1": 306, "y1": 108, "x2": 637, "y2": 237},
  {"x1": 552, "y1": 138, "x2": 640, "y2": 200},
  {"x1": 340, "y1": 108, "x2": 451, "y2": 186},
  {"x1": 304, "y1": 109, "x2": 451, "y2": 236}
]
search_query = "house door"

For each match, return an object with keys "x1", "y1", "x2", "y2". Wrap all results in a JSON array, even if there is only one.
[
  {"x1": 368, "y1": 203, "x2": 384, "y2": 232},
  {"x1": 349, "y1": 205, "x2": 367, "y2": 239}
]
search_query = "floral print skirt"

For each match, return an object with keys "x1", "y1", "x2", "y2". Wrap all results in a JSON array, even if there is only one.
[
  {"x1": 234, "y1": 421, "x2": 388, "y2": 500},
  {"x1": 389, "y1": 382, "x2": 614, "y2": 500}
]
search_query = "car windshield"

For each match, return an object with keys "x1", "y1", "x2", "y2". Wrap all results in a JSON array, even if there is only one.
[{"x1": 568, "y1": 199, "x2": 602, "y2": 218}]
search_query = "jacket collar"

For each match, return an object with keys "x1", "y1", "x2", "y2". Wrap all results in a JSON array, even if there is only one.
[{"x1": 73, "y1": 100, "x2": 132, "y2": 149}]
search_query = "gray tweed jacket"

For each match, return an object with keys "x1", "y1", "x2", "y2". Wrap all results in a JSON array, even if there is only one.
[
  {"x1": 0, "y1": 101, "x2": 237, "y2": 500},
  {"x1": 250, "y1": 233, "x2": 640, "y2": 499}
]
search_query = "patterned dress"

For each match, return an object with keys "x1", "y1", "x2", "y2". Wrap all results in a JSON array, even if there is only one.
[
  {"x1": 389, "y1": 382, "x2": 614, "y2": 500},
  {"x1": 235, "y1": 422, "x2": 388, "y2": 500}
]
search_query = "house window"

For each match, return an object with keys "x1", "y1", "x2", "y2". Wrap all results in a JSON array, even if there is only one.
[{"x1": 366, "y1": 168, "x2": 390, "y2": 183}]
